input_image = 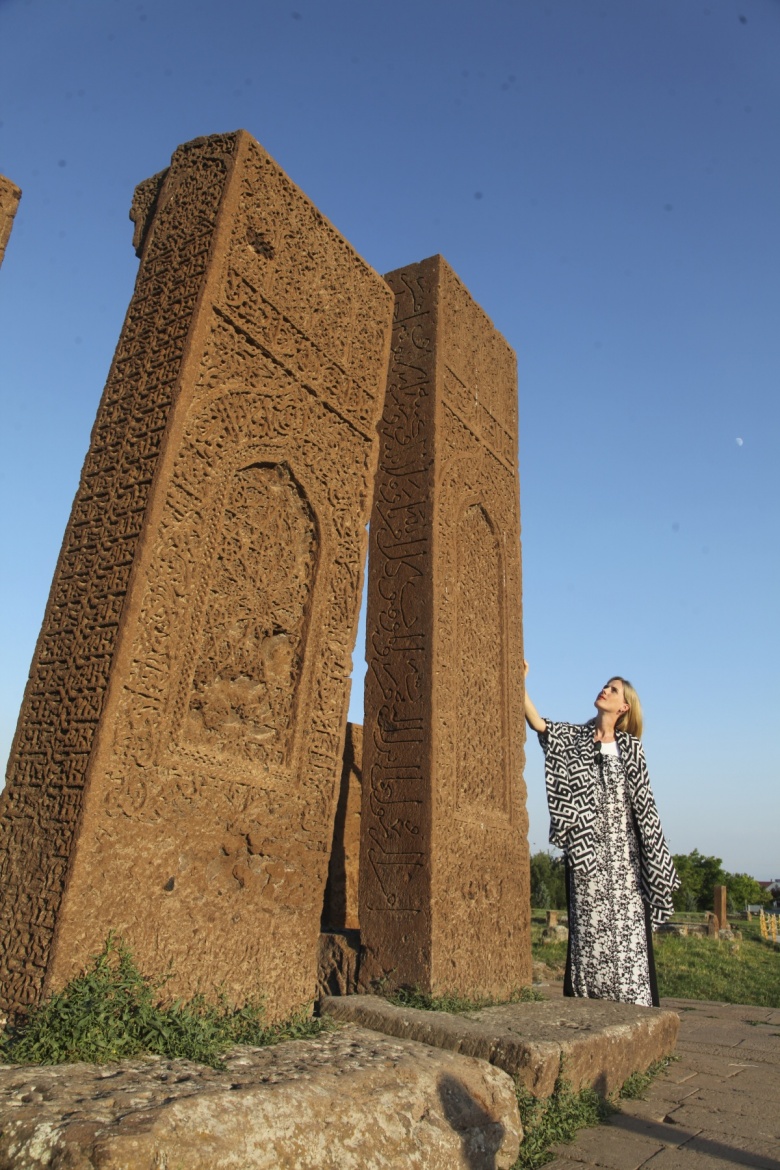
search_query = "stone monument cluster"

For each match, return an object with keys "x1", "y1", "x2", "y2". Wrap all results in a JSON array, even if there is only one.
[{"x1": 0, "y1": 132, "x2": 531, "y2": 1022}]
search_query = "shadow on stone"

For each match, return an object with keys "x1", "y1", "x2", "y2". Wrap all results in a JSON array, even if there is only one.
[{"x1": 437, "y1": 1073, "x2": 509, "y2": 1170}]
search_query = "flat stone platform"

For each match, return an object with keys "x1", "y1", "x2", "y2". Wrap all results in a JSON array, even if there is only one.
[
  {"x1": 320, "y1": 994, "x2": 680, "y2": 1097},
  {"x1": 4, "y1": 989, "x2": 772, "y2": 1168},
  {"x1": 0, "y1": 1025, "x2": 520, "y2": 1170}
]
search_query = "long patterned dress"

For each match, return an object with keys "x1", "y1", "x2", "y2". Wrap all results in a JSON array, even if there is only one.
[
  {"x1": 566, "y1": 744, "x2": 653, "y2": 1006},
  {"x1": 538, "y1": 720, "x2": 677, "y2": 1007}
]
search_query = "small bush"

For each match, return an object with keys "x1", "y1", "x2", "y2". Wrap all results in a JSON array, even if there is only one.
[{"x1": 0, "y1": 935, "x2": 328, "y2": 1069}]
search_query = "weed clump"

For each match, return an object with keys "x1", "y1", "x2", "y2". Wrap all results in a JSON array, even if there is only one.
[
  {"x1": 387, "y1": 984, "x2": 544, "y2": 1014},
  {"x1": 511, "y1": 1055, "x2": 674, "y2": 1168},
  {"x1": 0, "y1": 935, "x2": 328, "y2": 1069},
  {"x1": 512, "y1": 1073, "x2": 613, "y2": 1169},
  {"x1": 619, "y1": 1056, "x2": 675, "y2": 1099}
]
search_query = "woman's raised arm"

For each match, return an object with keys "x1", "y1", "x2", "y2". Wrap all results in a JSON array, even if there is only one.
[{"x1": 523, "y1": 661, "x2": 547, "y2": 733}]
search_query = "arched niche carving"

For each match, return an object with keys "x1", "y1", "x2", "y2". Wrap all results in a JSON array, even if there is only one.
[
  {"x1": 455, "y1": 501, "x2": 508, "y2": 816},
  {"x1": 183, "y1": 460, "x2": 319, "y2": 767}
]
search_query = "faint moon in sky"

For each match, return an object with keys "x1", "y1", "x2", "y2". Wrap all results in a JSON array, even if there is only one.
[{"x1": 736, "y1": 437, "x2": 744, "y2": 446}]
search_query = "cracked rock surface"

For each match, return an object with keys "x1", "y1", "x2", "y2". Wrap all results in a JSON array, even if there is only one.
[{"x1": 0, "y1": 1023, "x2": 521, "y2": 1169}]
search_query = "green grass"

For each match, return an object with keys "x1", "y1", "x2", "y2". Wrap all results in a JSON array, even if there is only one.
[
  {"x1": 654, "y1": 919, "x2": 780, "y2": 1007},
  {"x1": 530, "y1": 910, "x2": 567, "y2": 973},
  {"x1": 0, "y1": 935, "x2": 329, "y2": 1069},
  {"x1": 531, "y1": 909, "x2": 780, "y2": 1008},
  {"x1": 387, "y1": 984, "x2": 544, "y2": 1014}
]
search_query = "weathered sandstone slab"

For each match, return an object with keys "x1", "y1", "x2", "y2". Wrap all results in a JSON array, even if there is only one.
[
  {"x1": 0, "y1": 1026, "x2": 522, "y2": 1170},
  {"x1": 0, "y1": 175, "x2": 21, "y2": 268},
  {"x1": 0, "y1": 132, "x2": 393, "y2": 1018},
  {"x1": 361, "y1": 254, "x2": 530, "y2": 999},
  {"x1": 321, "y1": 995, "x2": 680, "y2": 1098}
]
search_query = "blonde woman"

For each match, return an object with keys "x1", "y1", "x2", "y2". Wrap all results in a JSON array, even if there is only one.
[{"x1": 524, "y1": 664, "x2": 678, "y2": 1007}]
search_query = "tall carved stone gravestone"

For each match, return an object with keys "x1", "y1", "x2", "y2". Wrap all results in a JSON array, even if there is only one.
[
  {"x1": 360, "y1": 255, "x2": 531, "y2": 997},
  {"x1": 0, "y1": 175, "x2": 22, "y2": 269},
  {"x1": 0, "y1": 132, "x2": 393, "y2": 1018}
]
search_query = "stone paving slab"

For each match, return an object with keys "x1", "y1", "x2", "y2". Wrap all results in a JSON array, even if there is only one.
[
  {"x1": 666, "y1": 1071, "x2": 767, "y2": 1095},
  {"x1": 674, "y1": 1040, "x2": 778, "y2": 1065},
  {"x1": 703, "y1": 1066, "x2": 780, "y2": 1097},
  {"x1": 553, "y1": 1123, "x2": 671, "y2": 1168},
  {"x1": 662, "y1": 999, "x2": 776, "y2": 1021},
  {"x1": 615, "y1": 1096, "x2": 688, "y2": 1125},
  {"x1": 681, "y1": 1132, "x2": 780, "y2": 1168},
  {"x1": 673, "y1": 1084, "x2": 780, "y2": 1117},
  {"x1": 320, "y1": 994, "x2": 680, "y2": 1097},
  {"x1": 663, "y1": 1103, "x2": 777, "y2": 1143},
  {"x1": 640, "y1": 1149, "x2": 774, "y2": 1170},
  {"x1": 0, "y1": 1025, "x2": 521, "y2": 1170},
  {"x1": 677, "y1": 1023, "x2": 774, "y2": 1047},
  {"x1": 669, "y1": 1053, "x2": 765, "y2": 1078},
  {"x1": 637, "y1": 1079, "x2": 703, "y2": 1106},
  {"x1": 537, "y1": 992, "x2": 780, "y2": 1170}
]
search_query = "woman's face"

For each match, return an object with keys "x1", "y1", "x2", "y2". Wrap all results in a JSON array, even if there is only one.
[{"x1": 594, "y1": 678, "x2": 629, "y2": 717}]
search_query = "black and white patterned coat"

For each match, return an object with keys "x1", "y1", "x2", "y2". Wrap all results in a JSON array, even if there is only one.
[{"x1": 539, "y1": 720, "x2": 679, "y2": 927}]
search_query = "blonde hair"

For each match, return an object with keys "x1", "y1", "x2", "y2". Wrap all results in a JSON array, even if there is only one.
[{"x1": 612, "y1": 677, "x2": 643, "y2": 738}]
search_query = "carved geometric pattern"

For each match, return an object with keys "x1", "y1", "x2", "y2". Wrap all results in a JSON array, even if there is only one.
[
  {"x1": 184, "y1": 462, "x2": 318, "y2": 766},
  {"x1": 455, "y1": 503, "x2": 508, "y2": 817},
  {"x1": 361, "y1": 255, "x2": 531, "y2": 999},
  {"x1": 0, "y1": 132, "x2": 393, "y2": 1018},
  {"x1": 359, "y1": 267, "x2": 435, "y2": 988},
  {"x1": 0, "y1": 134, "x2": 238, "y2": 1011}
]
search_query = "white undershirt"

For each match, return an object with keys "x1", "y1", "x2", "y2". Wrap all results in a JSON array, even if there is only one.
[{"x1": 598, "y1": 739, "x2": 620, "y2": 757}]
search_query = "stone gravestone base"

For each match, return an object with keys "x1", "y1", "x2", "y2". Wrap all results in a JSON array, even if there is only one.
[
  {"x1": 321, "y1": 994, "x2": 680, "y2": 1099},
  {"x1": 541, "y1": 924, "x2": 569, "y2": 943},
  {"x1": 316, "y1": 929, "x2": 361, "y2": 998}
]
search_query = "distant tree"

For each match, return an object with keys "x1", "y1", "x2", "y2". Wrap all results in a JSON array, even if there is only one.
[
  {"x1": 533, "y1": 880, "x2": 551, "y2": 910},
  {"x1": 672, "y1": 850, "x2": 771, "y2": 913},
  {"x1": 723, "y1": 872, "x2": 772, "y2": 910},
  {"x1": 672, "y1": 849, "x2": 726, "y2": 912},
  {"x1": 530, "y1": 851, "x2": 567, "y2": 910},
  {"x1": 680, "y1": 887, "x2": 698, "y2": 913}
]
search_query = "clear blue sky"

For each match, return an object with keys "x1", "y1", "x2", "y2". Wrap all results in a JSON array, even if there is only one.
[{"x1": 1, "y1": 0, "x2": 778, "y2": 879}]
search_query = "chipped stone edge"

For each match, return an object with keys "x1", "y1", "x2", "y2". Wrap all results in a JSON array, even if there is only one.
[{"x1": 319, "y1": 995, "x2": 680, "y2": 1097}]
